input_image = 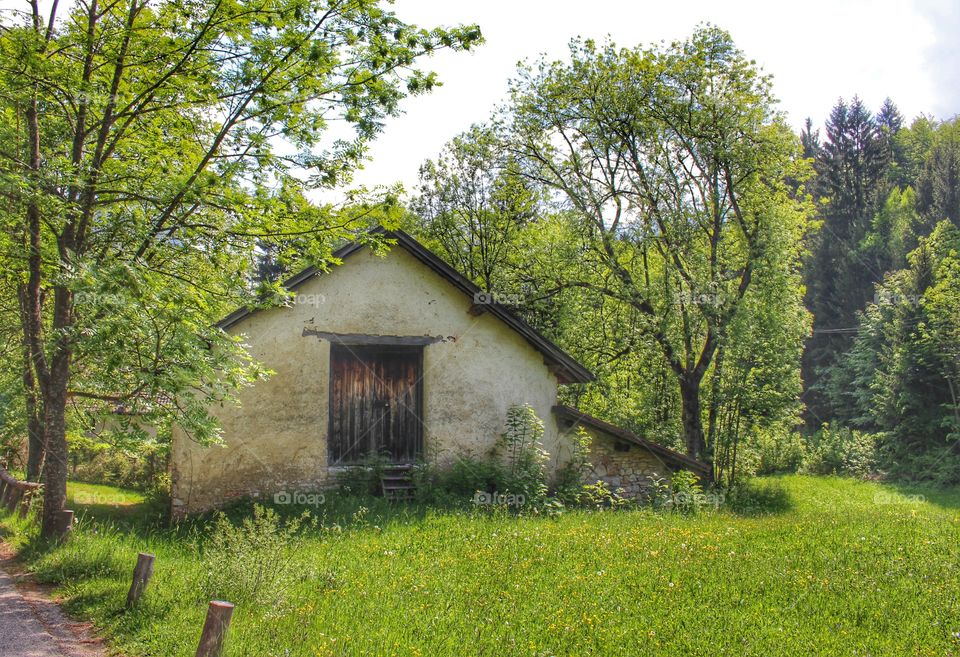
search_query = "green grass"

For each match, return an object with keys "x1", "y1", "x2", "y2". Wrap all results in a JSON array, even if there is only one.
[
  {"x1": 3, "y1": 475, "x2": 960, "y2": 656},
  {"x1": 67, "y1": 480, "x2": 145, "y2": 511}
]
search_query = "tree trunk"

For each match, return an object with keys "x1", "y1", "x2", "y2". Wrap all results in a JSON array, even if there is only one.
[
  {"x1": 40, "y1": 286, "x2": 73, "y2": 541},
  {"x1": 705, "y1": 344, "x2": 725, "y2": 454},
  {"x1": 680, "y1": 376, "x2": 706, "y2": 460},
  {"x1": 24, "y1": 387, "x2": 45, "y2": 481},
  {"x1": 40, "y1": 353, "x2": 70, "y2": 540},
  {"x1": 729, "y1": 402, "x2": 743, "y2": 487},
  {"x1": 20, "y1": 316, "x2": 45, "y2": 481}
]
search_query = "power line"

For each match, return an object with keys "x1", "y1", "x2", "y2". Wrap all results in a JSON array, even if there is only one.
[{"x1": 812, "y1": 327, "x2": 860, "y2": 334}]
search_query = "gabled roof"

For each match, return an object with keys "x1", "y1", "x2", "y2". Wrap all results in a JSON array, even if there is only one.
[
  {"x1": 552, "y1": 405, "x2": 713, "y2": 480},
  {"x1": 217, "y1": 228, "x2": 594, "y2": 384}
]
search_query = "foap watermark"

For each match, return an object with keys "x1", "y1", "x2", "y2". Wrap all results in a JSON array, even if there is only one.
[
  {"x1": 292, "y1": 292, "x2": 326, "y2": 308},
  {"x1": 472, "y1": 491, "x2": 526, "y2": 507},
  {"x1": 273, "y1": 490, "x2": 326, "y2": 507},
  {"x1": 874, "y1": 290, "x2": 921, "y2": 306},
  {"x1": 657, "y1": 490, "x2": 726, "y2": 510},
  {"x1": 269, "y1": 292, "x2": 326, "y2": 308},
  {"x1": 675, "y1": 291, "x2": 726, "y2": 308},
  {"x1": 473, "y1": 291, "x2": 523, "y2": 307},
  {"x1": 873, "y1": 491, "x2": 926, "y2": 506},
  {"x1": 73, "y1": 491, "x2": 129, "y2": 506},
  {"x1": 73, "y1": 291, "x2": 126, "y2": 306}
]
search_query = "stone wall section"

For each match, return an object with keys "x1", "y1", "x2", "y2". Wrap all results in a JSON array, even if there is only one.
[{"x1": 577, "y1": 426, "x2": 672, "y2": 499}]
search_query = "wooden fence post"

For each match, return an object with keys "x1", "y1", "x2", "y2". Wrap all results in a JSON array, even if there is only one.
[
  {"x1": 126, "y1": 553, "x2": 155, "y2": 609},
  {"x1": 6, "y1": 487, "x2": 23, "y2": 513},
  {"x1": 195, "y1": 600, "x2": 235, "y2": 657},
  {"x1": 52, "y1": 510, "x2": 74, "y2": 541},
  {"x1": 18, "y1": 494, "x2": 32, "y2": 519}
]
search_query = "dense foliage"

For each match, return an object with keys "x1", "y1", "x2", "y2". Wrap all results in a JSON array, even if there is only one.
[
  {"x1": 802, "y1": 101, "x2": 960, "y2": 482},
  {"x1": 0, "y1": 13, "x2": 956, "y2": 506},
  {"x1": 0, "y1": 0, "x2": 479, "y2": 535},
  {"x1": 410, "y1": 27, "x2": 812, "y2": 482}
]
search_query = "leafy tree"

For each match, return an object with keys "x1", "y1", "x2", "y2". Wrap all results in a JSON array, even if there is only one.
[
  {"x1": 0, "y1": 0, "x2": 479, "y2": 537},
  {"x1": 510, "y1": 213, "x2": 686, "y2": 446},
  {"x1": 412, "y1": 124, "x2": 539, "y2": 292},
  {"x1": 801, "y1": 118, "x2": 821, "y2": 162},
  {"x1": 921, "y1": 229, "x2": 960, "y2": 445},
  {"x1": 505, "y1": 27, "x2": 812, "y2": 460},
  {"x1": 828, "y1": 221, "x2": 960, "y2": 482},
  {"x1": 876, "y1": 97, "x2": 905, "y2": 181},
  {"x1": 0, "y1": 267, "x2": 30, "y2": 468},
  {"x1": 706, "y1": 213, "x2": 809, "y2": 485},
  {"x1": 892, "y1": 115, "x2": 937, "y2": 190},
  {"x1": 861, "y1": 186, "x2": 921, "y2": 272},
  {"x1": 916, "y1": 118, "x2": 960, "y2": 233}
]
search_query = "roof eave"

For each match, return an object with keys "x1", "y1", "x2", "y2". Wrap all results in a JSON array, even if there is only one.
[{"x1": 552, "y1": 404, "x2": 712, "y2": 479}]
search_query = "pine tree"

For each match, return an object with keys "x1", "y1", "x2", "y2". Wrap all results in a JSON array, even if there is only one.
[
  {"x1": 876, "y1": 97, "x2": 905, "y2": 187},
  {"x1": 801, "y1": 117, "x2": 822, "y2": 161},
  {"x1": 916, "y1": 119, "x2": 960, "y2": 233},
  {"x1": 803, "y1": 97, "x2": 896, "y2": 424}
]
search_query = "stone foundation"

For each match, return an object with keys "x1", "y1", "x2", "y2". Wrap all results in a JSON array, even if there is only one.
[{"x1": 559, "y1": 424, "x2": 673, "y2": 500}]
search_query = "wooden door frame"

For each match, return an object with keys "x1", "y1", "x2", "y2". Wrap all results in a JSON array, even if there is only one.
[{"x1": 327, "y1": 342, "x2": 425, "y2": 465}]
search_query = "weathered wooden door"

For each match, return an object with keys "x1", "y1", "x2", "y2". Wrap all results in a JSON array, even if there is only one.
[{"x1": 328, "y1": 344, "x2": 423, "y2": 464}]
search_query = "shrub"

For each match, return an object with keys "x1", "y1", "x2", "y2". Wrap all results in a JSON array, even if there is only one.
[
  {"x1": 645, "y1": 470, "x2": 721, "y2": 514},
  {"x1": 413, "y1": 406, "x2": 553, "y2": 511},
  {"x1": 199, "y1": 505, "x2": 320, "y2": 610},
  {"x1": 755, "y1": 431, "x2": 808, "y2": 475},
  {"x1": 644, "y1": 473, "x2": 673, "y2": 508},
  {"x1": 880, "y1": 441, "x2": 960, "y2": 486},
  {"x1": 410, "y1": 457, "x2": 510, "y2": 505},
  {"x1": 578, "y1": 480, "x2": 631, "y2": 510},
  {"x1": 725, "y1": 478, "x2": 792, "y2": 515},
  {"x1": 69, "y1": 435, "x2": 169, "y2": 491},
  {"x1": 554, "y1": 427, "x2": 592, "y2": 506},
  {"x1": 495, "y1": 404, "x2": 549, "y2": 503},
  {"x1": 801, "y1": 424, "x2": 879, "y2": 477},
  {"x1": 668, "y1": 469, "x2": 708, "y2": 514},
  {"x1": 335, "y1": 452, "x2": 392, "y2": 496},
  {"x1": 142, "y1": 472, "x2": 172, "y2": 522}
]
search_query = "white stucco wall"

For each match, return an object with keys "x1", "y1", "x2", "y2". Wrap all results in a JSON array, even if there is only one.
[{"x1": 170, "y1": 245, "x2": 567, "y2": 514}]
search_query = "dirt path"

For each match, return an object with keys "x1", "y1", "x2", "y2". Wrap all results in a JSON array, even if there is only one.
[{"x1": 0, "y1": 560, "x2": 106, "y2": 657}]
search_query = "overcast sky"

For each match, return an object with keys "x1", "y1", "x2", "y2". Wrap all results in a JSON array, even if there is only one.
[{"x1": 349, "y1": 0, "x2": 959, "y2": 195}]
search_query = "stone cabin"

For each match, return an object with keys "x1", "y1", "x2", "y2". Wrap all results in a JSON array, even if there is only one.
[{"x1": 170, "y1": 229, "x2": 710, "y2": 515}]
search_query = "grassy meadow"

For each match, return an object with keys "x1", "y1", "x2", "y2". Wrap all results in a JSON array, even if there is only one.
[{"x1": 2, "y1": 475, "x2": 959, "y2": 656}]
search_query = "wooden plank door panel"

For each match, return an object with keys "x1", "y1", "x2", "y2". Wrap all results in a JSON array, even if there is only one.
[{"x1": 329, "y1": 345, "x2": 423, "y2": 464}]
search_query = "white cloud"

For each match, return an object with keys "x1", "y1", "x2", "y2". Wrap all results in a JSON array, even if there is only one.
[{"x1": 916, "y1": 0, "x2": 960, "y2": 119}]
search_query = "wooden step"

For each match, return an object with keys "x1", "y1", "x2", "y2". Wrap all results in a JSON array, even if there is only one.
[
  {"x1": 380, "y1": 465, "x2": 416, "y2": 501},
  {"x1": 382, "y1": 488, "x2": 416, "y2": 501}
]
